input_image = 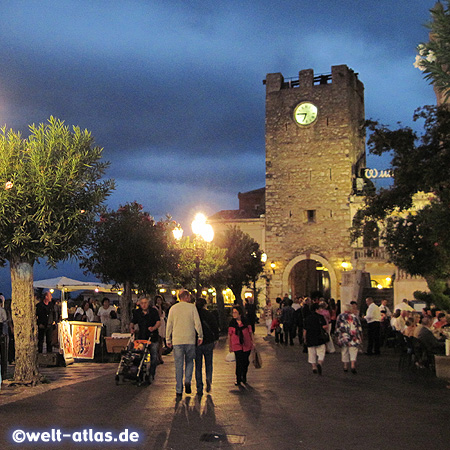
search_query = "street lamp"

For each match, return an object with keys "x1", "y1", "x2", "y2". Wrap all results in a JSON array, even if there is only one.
[
  {"x1": 191, "y1": 213, "x2": 214, "y2": 300},
  {"x1": 172, "y1": 226, "x2": 184, "y2": 241}
]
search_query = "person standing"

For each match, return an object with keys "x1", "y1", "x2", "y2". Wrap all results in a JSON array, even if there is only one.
[
  {"x1": 335, "y1": 304, "x2": 363, "y2": 374},
  {"x1": 129, "y1": 297, "x2": 160, "y2": 385},
  {"x1": 36, "y1": 291, "x2": 56, "y2": 353},
  {"x1": 379, "y1": 299, "x2": 392, "y2": 318},
  {"x1": 364, "y1": 297, "x2": 381, "y2": 355},
  {"x1": 97, "y1": 298, "x2": 115, "y2": 324},
  {"x1": 154, "y1": 295, "x2": 167, "y2": 364},
  {"x1": 195, "y1": 298, "x2": 219, "y2": 394},
  {"x1": 244, "y1": 298, "x2": 257, "y2": 333},
  {"x1": 263, "y1": 299, "x2": 273, "y2": 336},
  {"x1": 0, "y1": 296, "x2": 7, "y2": 336},
  {"x1": 228, "y1": 305, "x2": 253, "y2": 385},
  {"x1": 166, "y1": 290, "x2": 203, "y2": 398},
  {"x1": 74, "y1": 300, "x2": 94, "y2": 322}
]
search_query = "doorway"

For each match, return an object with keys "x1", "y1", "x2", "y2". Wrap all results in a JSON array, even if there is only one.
[{"x1": 289, "y1": 259, "x2": 331, "y2": 299}]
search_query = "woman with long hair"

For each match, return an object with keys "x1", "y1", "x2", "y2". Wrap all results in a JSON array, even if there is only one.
[{"x1": 228, "y1": 305, "x2": 254, "y2": 385}]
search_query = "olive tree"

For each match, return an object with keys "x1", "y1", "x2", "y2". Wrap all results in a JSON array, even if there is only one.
[{"x1": 0, "y1": 117, "x2": 113, "y2": 384}]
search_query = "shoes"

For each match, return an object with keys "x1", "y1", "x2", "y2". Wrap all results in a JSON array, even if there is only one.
[
  {"x1": 343, "y1": 368, "x2": 348, "y2": 373},
  {"x1": 235, "y1": 381, "x2": 242, "y2": 386},
  {"x1": 317, "y1": 364, "x2": 322, "y2": 375},
  {"x1": 290, "y1": 342, "x2": 294, "y2": 346},
  {"x1": 185, "y1": 383, "x2": 192, "y2": 394},
  {"x1": 351, "y1": 368, "x2": 357, "y2": 374},
  {"x1": 206, "y1": 380, "x2": 212, "y2": 393},
  {"x1": 176, "y1": 393, "x2": 182, "y2": 400},
  {"x1": 312, "y1": 369, "x2": 318, "y2": 374}
]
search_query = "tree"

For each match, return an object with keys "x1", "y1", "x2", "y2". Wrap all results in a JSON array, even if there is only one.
[
  {"x1": 215, "y1": 226, "x2": 264, "y2": 306},
  {"x1": 415, "y1": 1, "x2": 450, "y2": 102},
  {"x1": 0, "y1": 117, "x2": 113, "y2": 383},
  {"x1": 174, "y1": 236, "x2": 229, "y2": 330},
  {"x1": 81, "y1": 202, "x2": 178, "y2": 330},
  {"x1": 352, "y1": 106, "x2": 450, "y2": 309}
]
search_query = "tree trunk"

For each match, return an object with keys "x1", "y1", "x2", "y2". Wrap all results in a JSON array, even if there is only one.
[
  {"x1": 214, "y1": 286, "x2": 227, "y2": 332},
  {"x1": 230, "y1": 284, "x2": 243, "y2": 307},
  {"x1": 120, "y1": 280, "x2": 133, "y2": 332},
  {"x1": 10, "y1": 258, "x2": 40, "y2": 384}
]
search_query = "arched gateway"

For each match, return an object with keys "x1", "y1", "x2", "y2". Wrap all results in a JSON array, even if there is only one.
[{"x1": 282, "y1": 254, "x2": 337, "y2": 300}]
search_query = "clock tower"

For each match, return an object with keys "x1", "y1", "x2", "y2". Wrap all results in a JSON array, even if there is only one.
[{"x1": 264, "y1": 65, "x2": 365, "y2": 299}]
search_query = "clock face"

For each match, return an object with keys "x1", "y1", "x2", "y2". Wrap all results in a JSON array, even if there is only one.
[{"x1": 293, "y1": 102, "x2": 318, "y2": 126}]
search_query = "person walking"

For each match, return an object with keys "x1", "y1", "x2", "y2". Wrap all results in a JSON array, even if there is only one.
[
  {"x1": 303, "y1": 303, "x2": 328, "y2": 374},
  {"x1": 195, "y1": 298, "x2": 219, "y2": 395},
  {"x1": 129, "y1": 297, "x2": 160, "y2": 385},
  {"x1": 166, "y1": 290, "x2": 203, "y2": 399},
  {"x1": 335, "y1": 303, "x2": 363, "y2": 374},
  {"x1": 281, "y1": 299, "x2": 295, "y2": 345},
  {"x1": 228, "y1": 305, "x2": 254, "y2": 386}
]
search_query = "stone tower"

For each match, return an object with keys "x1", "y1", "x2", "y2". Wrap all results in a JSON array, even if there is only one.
[{"x1": 264, "y1": 65, "x2": 365, "y2": 299}]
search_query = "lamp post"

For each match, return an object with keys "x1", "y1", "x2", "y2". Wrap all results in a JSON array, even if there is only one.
[{"x1": 191, "y1": 213, "x2": 214, "y2": 300}]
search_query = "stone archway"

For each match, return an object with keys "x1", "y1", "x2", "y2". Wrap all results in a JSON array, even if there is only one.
[{"x1": 282, "y1": 254, "x2": 337, "y2": 299}]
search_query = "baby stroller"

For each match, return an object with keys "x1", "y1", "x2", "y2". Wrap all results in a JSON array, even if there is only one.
[{"x1": 115, "y1": 337, "x2": 151, "y2": 386}]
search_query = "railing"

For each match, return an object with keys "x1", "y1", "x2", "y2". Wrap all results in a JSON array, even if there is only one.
[{"x1": 281, "y1": 73, "x2": 332, "y2": 89}]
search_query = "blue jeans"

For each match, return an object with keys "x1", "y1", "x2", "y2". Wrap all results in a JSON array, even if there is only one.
[
  {"x1": 195, "y1": 342, "x2": 214, "y2": 392},
  {"x1": 148, "y1": 341, "x2": 159, "y2": 378},
  {"x1": 173, "y1": 344, "x2": 196, "y2": 394}
]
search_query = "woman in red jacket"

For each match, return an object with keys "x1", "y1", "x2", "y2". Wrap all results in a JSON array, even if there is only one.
[{"x1": 228, "y1": 305, "x2": 254, "y2": 385}]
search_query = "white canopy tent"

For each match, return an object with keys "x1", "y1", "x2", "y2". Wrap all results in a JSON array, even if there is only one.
[{"x1": 33, "y1": 276, "x2": 116, "y2": 301}]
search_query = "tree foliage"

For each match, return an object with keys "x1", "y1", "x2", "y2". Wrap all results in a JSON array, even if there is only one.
[
  {"x1": 415, "y1": 1, "x2": 450, "y2": 101},
  {"x1": 174, "y1": 236, "x2": 229, "y2": 291},
  {"x1": 215, "y1": 226, "x2": 264, "y2": 304},
  {"x1": 353, "y1": 106, "x2": 450, "y2": 309},
  {"x1": 0, "y1": 116, "x2": 113, "y2": 265},
  {"x1": 81, "y1": 202, "x2": 177, "y2": 292},
  {"x1": 0, "y1": 117, "x2": 113, "y2": 383},
  {"x1": 81, "y1": 202, "x2": 179, "y2": 329}
]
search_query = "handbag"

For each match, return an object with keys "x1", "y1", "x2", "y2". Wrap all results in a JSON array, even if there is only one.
[
  {"x1": 252, "y1": 348, "x2": 262, "y2": 369},
  {"x1": 225, "y1": 352, "x2": 235, "y2": 362},
  {"x1": 318, "y1": 327, "x2": 330, "y2": 345}
]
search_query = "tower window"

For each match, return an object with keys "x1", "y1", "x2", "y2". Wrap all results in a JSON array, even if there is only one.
[{"x1": 306, "y1": 210, "x2": 316, "y2": 223}]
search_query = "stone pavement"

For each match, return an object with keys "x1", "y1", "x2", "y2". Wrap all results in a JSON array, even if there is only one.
[
  {"x1": 1, "y1": 324, "x2": 450, "y2": 449},
  {"x1": 0, "y1": 363, "x2": 114, "y2": 406}
]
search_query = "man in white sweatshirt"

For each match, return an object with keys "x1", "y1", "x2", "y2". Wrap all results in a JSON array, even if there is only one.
[{"x1": 166, "y1": 289, "x2": 203, "y2": 398}]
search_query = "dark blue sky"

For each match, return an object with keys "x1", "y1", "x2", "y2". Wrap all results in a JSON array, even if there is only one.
[{"x1": 0, "y1": 1, "x2": 438, "y2": 296}]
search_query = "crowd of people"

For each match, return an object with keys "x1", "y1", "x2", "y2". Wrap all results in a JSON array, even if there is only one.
[
  {"x1": 259, "y1": 293, "x2": 449, "y2": 376},
  {"x1": 2, "y1": 287, "x2": 450, "y2": 396}
]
